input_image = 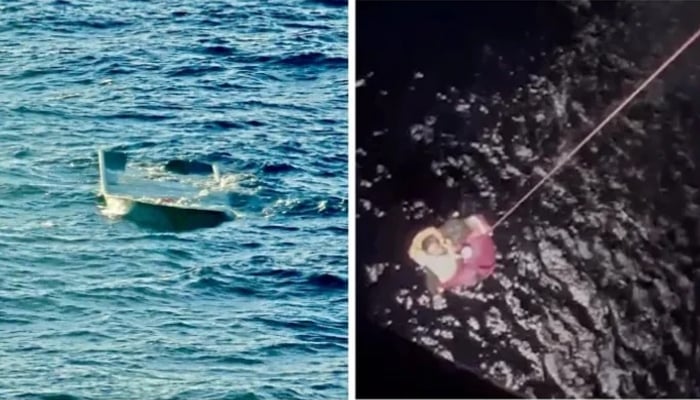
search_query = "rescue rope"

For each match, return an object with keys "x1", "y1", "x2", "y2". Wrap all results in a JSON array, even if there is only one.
[
  {"x1": 490, "y1": 26, "x2": 700, "y2": 233},
  {"x1": 692, "y1": 270, "x2": 699, "y2": 397}
]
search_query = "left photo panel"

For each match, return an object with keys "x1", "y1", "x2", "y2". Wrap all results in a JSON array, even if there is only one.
[{"x1": 1, "y1": 1, "x2": 348, "y2": 399}]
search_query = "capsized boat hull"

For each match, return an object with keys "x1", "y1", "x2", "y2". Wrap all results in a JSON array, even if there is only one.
[
  {"x1": 97, "y1": 148, "x2": 234, "y2": 231},
  {"x1": 103, "y1": 194, "x2": 233, "y2": 231}
]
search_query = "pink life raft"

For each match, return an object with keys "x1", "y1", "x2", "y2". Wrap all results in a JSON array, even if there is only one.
[
  {"x1": 408, "y1": 214, "x2": 497, "y2": 292},
  {"x1": 440, "y1": 215, "x2": 497, "y2": 289}
]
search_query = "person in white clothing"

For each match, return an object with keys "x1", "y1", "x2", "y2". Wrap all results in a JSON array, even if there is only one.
[{"x1": 408, "y1": 226, "x2": 457, "y2": 294}]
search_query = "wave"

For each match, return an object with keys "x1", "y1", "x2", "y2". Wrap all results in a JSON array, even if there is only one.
[
  {"x1": 17, "y1": 394, "x2": 87, "y2": 400},
  {"x1": 307, "y1": 0, "x2": 347, "y2": 7},
  {"x1": 246, "y1": 119, "x2": 265, "y2": 127},
  {"x1": 239, "y1": 268, "x2": 345, "y2": 292},
  {"x1": 242, "y1": 52, "x2": 346, "y2": 69},
  {"x1": 187, "y1": 276, "x2": 259, "y2": 297},
  {"x1": 321, "y1": 226, "x2": 347, "y2": 235},
  {"x1": 14, "y1": 68, "x2": 70, "y2": 80},
  {"x1": 0, "y1": 182, "x2": 48, "y2": 197},
  {"x1": 261, "y1": 196, "x2": 347, "y2": 217},
  {"x1": 0, "y1": 314, "x2": 32, "y2": 325},
  {"x1": 257, "y1": 315, "x2": 329, "y2": 332},
  {"x1": 261, "y1": 162, "x2": 296, "y2": 174},
  {"x1": 200, "y1": 120, "x2": 264, "y2": 131},
  {"x1": 67, "y1": 19, "x2": 132, "y2": 30},
  {"x1": 68, "y1": 284, "x2": 178, "y2": 304},
  {"x1": 167, "y1": 390, "x2": 259, "y2": 400},
  {"x1": 200, "y1": 354, "x2": 264, "y2": 365},
  {"x1": 250, "y1": 268, "x2": 303, "y2": 279},
  {"x1": 204, "y1": 151, "x2": 233, "y2": 162},
  {"x1": 307, "y1": 273, "x2": 346, "y2": 290},
  {"x1": 202, "y1": 120, "x2": 245, "y2": 130},
  {"x1": 275, "y1": 52, "x2": 347, "y2": 68},
  {"x1": 166, "y1": 65, "x2": 226, "y2": 77},
  {"x1": 99, "y1": 112, "x2": 172, "y2": 122},
  {"x1": 11, "y1": 105, "x2": 71, "y2": 119},
  {"x1": 199, "y1": 45, "x2": 236, "y2": 57}
]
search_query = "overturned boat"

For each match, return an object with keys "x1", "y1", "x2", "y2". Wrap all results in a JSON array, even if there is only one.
[{"x1": 97, "y1": 149, "x2": 235, "y2": 231}]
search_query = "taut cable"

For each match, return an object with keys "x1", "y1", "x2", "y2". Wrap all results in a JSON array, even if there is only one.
[{"x1": 490, "y1": 27, "x2": 700, "y2": 233}]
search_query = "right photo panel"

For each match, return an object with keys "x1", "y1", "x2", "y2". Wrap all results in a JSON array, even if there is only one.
[{"x1": 355, "y1": 1, "x2": 700, "y2": 398}]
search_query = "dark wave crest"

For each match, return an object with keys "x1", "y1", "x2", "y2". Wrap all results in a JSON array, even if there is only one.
[{"x1": 276, "y1": 52, "x2": 347, "y2": 68}]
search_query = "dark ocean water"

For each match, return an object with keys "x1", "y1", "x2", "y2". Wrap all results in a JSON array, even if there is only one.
[
  {"x1": 0, "y1": 1, "x2": 347, "y2": 399},
  {"x1": 358, "y1": 1, "x2": 700, "y2": 398}
]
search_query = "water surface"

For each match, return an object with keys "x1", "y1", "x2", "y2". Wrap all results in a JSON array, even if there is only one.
[
  {"x1": 0, "y1": 1, "x2": 348, "y2": 399},
  {"x1": 358, "y1": 1, "x2": 700, "y2": 397}
]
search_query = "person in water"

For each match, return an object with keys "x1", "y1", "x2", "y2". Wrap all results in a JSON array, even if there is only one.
[
  {"x1": 408, "y1": 227, "x2": 458, "y2": 294},
  {"x1": 408, "y1": 214, "x2": 497, "y2": 293}
]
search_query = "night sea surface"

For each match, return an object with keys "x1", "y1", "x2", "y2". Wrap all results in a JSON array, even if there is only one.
[
  {"x1": 358, "y1": 1, "x2": 700, "y2": 398},
  {"x1": 0, "y1": 1, "x2": 347, "y2": 399}
]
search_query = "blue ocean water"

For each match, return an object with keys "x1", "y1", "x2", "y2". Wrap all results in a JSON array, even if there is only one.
[{"x1": 0, "y1": 1, "x2": 347, "y2": 399}]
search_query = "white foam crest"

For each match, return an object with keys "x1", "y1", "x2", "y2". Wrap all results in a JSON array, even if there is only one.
[{"x1": 99, "y1": 196, "x2": 132, "y2": 219}]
